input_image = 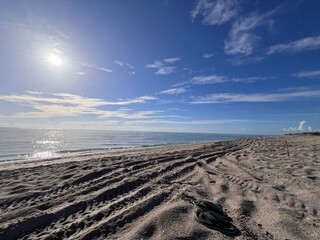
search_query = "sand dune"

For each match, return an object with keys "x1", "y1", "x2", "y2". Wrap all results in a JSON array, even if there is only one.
[{"x1": 0, "y1": 135, "x2": 319, "y2": 239}]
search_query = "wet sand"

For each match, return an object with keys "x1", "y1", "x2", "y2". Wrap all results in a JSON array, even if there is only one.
[{"x1": 0, "y1": 135, "x2": 319, "y2": 239}]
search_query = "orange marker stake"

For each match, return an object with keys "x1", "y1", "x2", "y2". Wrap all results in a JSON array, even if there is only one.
[{"x1": 285, "y1": 140, "x2": 290, "y2": 157}]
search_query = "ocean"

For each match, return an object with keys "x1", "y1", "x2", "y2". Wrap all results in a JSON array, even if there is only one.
[{"x1": 0, "y1": 128, "x2": 251, "y2": 162}]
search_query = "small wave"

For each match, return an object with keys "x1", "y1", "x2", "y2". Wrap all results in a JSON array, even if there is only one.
[
  {"x1": 58, "y1": 148, "x2": 107, "y2": 154},
  {"x1": 0, "y1": 153, "x2": 28, "y2": 158},
  {"x1": 0, "y1": 154, "x2": 26, "y2": 162},
  {"x1": 140, "y1": 144, "x2": 164, "y2": 147},
  {"x1": 57, "y1": 146, "x2": 132, "y2": 154},
  {"x1": 139, "y1": 142, "x2": 184, "y2": 148}
]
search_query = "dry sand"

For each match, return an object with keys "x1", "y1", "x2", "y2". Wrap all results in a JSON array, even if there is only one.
[{"x1": 0, "y1": 135, "x2": 319, "y2": 240}]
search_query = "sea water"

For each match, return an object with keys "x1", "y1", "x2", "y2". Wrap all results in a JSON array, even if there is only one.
[{"x1": 0, "y1": 128, "x2": 251, "y2": 162}]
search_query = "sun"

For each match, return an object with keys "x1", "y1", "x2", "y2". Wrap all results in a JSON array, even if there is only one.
[{"x1": 48, "y1": 54, "x2": 62, "y2": 66}]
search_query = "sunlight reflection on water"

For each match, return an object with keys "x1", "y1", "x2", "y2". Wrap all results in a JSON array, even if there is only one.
[
  {"x1": 29, "y1": 130, "x2": 66, "y2": 159},
  {"x1": 0, "y1": 128, "x2": 251, "y2": 162}
]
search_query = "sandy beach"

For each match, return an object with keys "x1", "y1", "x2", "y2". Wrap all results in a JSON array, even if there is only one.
[{"x1": 0, "y1": 135, "x2": 319, "y2": 240}]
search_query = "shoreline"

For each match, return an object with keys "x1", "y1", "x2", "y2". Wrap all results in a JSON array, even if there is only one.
[
  {"x1": 0, "y1": 127, "x2": 256, "y2": 164},
  {"x1": 0, "y1": 141, "x2": 224, "y2": 171},
  {"x1": 0, "y1": 135, "x2": 319, "y2": 239}
]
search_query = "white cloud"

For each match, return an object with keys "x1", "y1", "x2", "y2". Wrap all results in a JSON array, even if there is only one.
[
  {"x1": 283, "y1": 120, "x2": 313, "y2": 132},
  {"x1": 25, "y1": 91, "x2": 43, "y2": 95},
  {"x1": 4, "y1": 92, "x2": 155, "y2": 107},
  {"x1": 81, "y1": 63, "x2": 112, "y2": 73},
  {"x1": 160, "y1": 87, "x2": 187, "y2": 95},
  {"x1": 77, "y1": 72, "x2": 86, "y2": 76},
  {"x1": 191, "y1": 74, "x2": 227, "y2": 84},
  {"x1": 146, "y1": 61, "x2": 174, "y2": 75},
  {"x1": 231, "y1": 76, "x2": 269, "y2": 82},
  {"x1": 275, "y1": 86, "x2": 311, "y2": 92},
  {"x1": 121, "y1": 118, "x2": 280, "y2": 127},
  {"x1": 0, "y1": 92, "x2": 160, "y2": 119},
  {"x1": 126, "y1": 63, "x2": 134, "y2": 69},
  {"x1": 298, "y1": 120, "x2": 307, "y2": 131},
  {"x1": 0, "y1": 20, "x2": 43, "y2": 29},
  {"x1": 114, "y1": 60, "x2": 134, "y2": 69},
  {"x1": 146, "y1": 57, "x2": 180, "y2": 75},
  {"x1": 191, "y1": 0, "x2": 239, "y2": 25},
  {"x1": 228, "y1": 55, "x2": 265, "y2": 65},
  {"x1": 292, "y1": 70, "x2": 320, "y2": 78},
  {"x1": 191, "y1": 89, "x2": 320, "y2": 104},
  {"x1": 114, "y1": 60, "x2": 124, "y2": 66},
  {"x1": 267, "y1": 35, "x2": 320, "y2": 55},
  {"x1": 114, "y1": 60, "x2": 135, "y2": 75},
  {"x1": 269, "y1": 112, "x2": 320, "y2": 117},
  {"x1": 225, "y1": 9, "x2": 277, "y2": 55},
  {"x1": 163, "y1": 57, "x2": 180, "y2": 63},
  {"x1": 175, "y1": 74, "x2": 268, "y2": 86},
  {"x1": 202, "y1": 52, "x2": 215, "y2": 58}
]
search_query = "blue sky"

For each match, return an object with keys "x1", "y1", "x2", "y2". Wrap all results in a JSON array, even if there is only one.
[{"x1": 0, "y1": 0, "x2": 320, "y2": 134}]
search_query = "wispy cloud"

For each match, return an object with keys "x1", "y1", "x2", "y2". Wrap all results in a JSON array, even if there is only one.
[
  {"x1": 25, "y1": 91, "x2": 44, "y2": 95},
  {"x1": 1, "y1": 93, "x2": 157, "y2": 107},
  {"x1": 0, "y1": 92, "x2": 160, "y2": 119},
  {"x1": 190, "y1": 74, "x2": 227, "y2": 84},
  {"x1": 160, "y1": 87, "x2": 187, "y2": 95},
  {"x1": 192, "y1": 2, "x2": 281, "y2": 58},
  {"x1": 274, "y1": 86, "x2": 311, "y2": 92},
  {"x1": 81, "y1": 63, "x2": 112, "y2": 73},
  {"x1": 191, "y1": 0, "x2": 239, "y2": 25},
  {"x1": 267, "y1": 35, "x2": 320, "y2": 55},
  {"x1": 114, "y1": 60, "x2": 135, "y2": 75},
  {"x1": 228, "y1": 55, "x2": 265, "y2": 65},
  {"x1": 191, "y1": 89, "x2": 320, "y2": 104},
  {"x1": 163, "y1": 57, "x2": 180, "y2": 63},
  {"x1": 202, "y1": 52, "x2": 215, "y2": 58},
  {"x1": 0, "y1": 20, "x2": 71, "y2": 40},
  {"x1": 113, "y1": 95, "x2": 158, "y2": 105},
  {"x1": 175, "y1": 74, "x2": 269, "y2": 86},
  {"x1": 225, "y1": 9, "x2": 277, "y2": 55},
  {"x1": 292, "y1": 70, "x2": 320, "y2": 78},
  {"x1": 114, "y1": 60, "x2": 124, "y2": 67},
  {"x1": 77, "y1": 72, "x2": 86, "y2": 76},
  {"x1": 121, "y1": 118, "x2": 281, "y2": 127},
  {"x1": 146, "y1": 61, "x2": 175, "y2": 75},
  {"x1": 146, "y1": 57, "x2": 180, "y2": 75},
  {"x1": 269, "y1": 112, "x2": 320, "y2": 117},
  {"x1": 0, "y1": 20, "x2": 43, "y2": 29}
]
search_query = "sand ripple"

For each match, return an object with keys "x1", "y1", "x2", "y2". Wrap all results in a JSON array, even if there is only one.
[{"x1": 0, "y1": 136, "x2": 319, "y2": 239}]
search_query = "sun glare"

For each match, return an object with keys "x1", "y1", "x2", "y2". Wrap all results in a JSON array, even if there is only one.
[{"x1": 48, "y1": 55, "x2": 62, "y2": 66}]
